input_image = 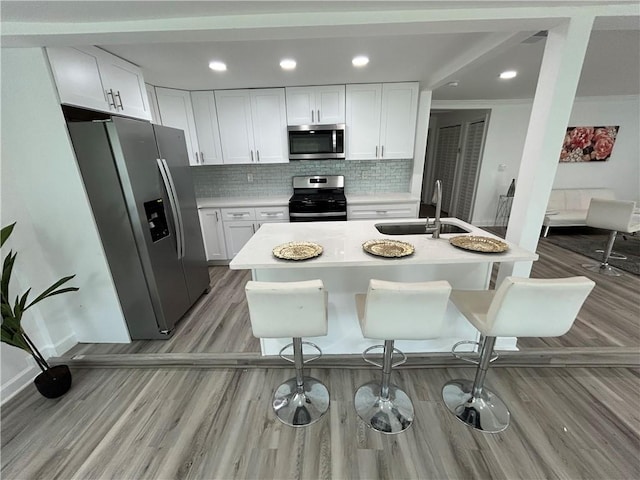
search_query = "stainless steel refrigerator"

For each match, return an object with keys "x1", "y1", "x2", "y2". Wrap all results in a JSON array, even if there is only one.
[{"x1": 67, "y1": 116, "x2": 210, "y2": 339}]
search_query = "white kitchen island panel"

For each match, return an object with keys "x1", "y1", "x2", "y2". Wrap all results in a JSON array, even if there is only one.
[{"x1": 229, "y1": 219, "x2": 538, "y2": 355}]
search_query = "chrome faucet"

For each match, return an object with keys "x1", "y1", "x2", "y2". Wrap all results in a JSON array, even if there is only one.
[{"x1": 427, "y1": 179, "x2": 443, "y2": 238}]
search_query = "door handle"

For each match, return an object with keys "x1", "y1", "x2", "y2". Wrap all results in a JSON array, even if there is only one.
[
  {"x1": 115, "y1": 90, "x2": 123, "y2": 110},
  {"x1": 106, "y1": 89, "x2": 116, "y2": 109},
  {"x1": 156, "y1": 158, "x2": 185, "y2": 259}
]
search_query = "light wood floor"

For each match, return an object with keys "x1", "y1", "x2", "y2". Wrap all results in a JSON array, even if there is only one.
[
  {"x1": 66, "y1": 233, "x2": 640, "y2": 358},
  {"x1": 2, "y1": 366, "x2": 639, "y2": 479}
]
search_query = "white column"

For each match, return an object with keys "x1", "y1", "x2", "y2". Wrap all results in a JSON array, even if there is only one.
[{"x1": 497, "y1": 16, "x2": 595, "y2": 285}]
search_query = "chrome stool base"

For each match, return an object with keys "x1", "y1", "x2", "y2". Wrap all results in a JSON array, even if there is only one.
[
  {"x1": 354, "y1": 381, "x2": 414, "y2": 434},
  {"x1": 583, "y1": 262, "x2": 623, "y2": 277},
  {"x1": 272, "y1": 376, "x2": 329, "y2": 427},
  {"x1": 442, "y1": 379, "x2": 510, "y2": 433}
]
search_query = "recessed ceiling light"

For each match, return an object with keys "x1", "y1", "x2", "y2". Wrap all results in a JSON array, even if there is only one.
[
  {"x1": 352, "y1": 55, "x2": 369, "y2": 67},
  {"x1": 446, "y1": 81, "x2": 459, "y2": 87},
  {"x1": 280, "y1": 59, "x2": 297, "y2": 70},
  {"x1": 209, "y1": 61, "x2": 227, "y2": 72},
  {"x1": 499, "y1": 70, "x2": 517, "y2": 79}
]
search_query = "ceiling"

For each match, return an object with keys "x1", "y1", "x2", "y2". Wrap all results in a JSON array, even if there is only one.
[{"x1": 2, "y1": 1, "x2": 639, "y2": 100}]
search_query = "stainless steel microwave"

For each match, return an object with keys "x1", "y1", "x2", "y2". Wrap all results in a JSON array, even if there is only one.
[{"x1": 287, "y1": 124, "x2": 345, "y2": 160}]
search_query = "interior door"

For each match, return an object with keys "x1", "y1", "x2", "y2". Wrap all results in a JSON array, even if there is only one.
[
  {"x1": 432, "y1": 124, "x2": 462, "y2": 214},
  {"x1": 453, "y1": 118, "x2": 487, "y2": 222}
]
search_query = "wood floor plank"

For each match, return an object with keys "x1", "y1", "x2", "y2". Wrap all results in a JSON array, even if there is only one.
[{"x1": 3, "y1": 366, "x2": 639, "y2": 480}]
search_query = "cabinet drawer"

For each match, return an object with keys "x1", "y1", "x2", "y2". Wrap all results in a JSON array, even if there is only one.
[
  {"x1": 348, "y1": 202, "x2": 418, "y2": 220},
  {"x1": 255, "y1": 206, "x2": 289, "y2": 222},
  {"x1": 221, "y1": 207, "x2": 256, "y2": 221}
]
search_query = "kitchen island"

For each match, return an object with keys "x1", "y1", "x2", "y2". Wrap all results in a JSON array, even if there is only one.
[{"x1": 230, "y1": 218, "x2": 538, "y2": 356}]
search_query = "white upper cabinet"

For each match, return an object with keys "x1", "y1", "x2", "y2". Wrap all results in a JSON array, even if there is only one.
[
  {"x1": 346, "y1": 82, "x2": 419, "y2": 160},
  {"x1": 285, "y1": 85, "x2": 345, "y2": 125},
  {"x1": 155, "y1": 87, "x2": 200, "y2": 166},
  {"x1": 47, "y1": 46, "x2": 151, "y2": 121},
  {"x1": 345, "y1": 84, "x2": 382, "y2": 160},
  {"x1": 190, "y1": 91, "x2": 224, "y2": 165},
  {"x1": 379, "y1": 83, "x2": 420, "y2": 159},
  {"x1": 215, "y1": 88, "x2": 288, "y2": 164},
  {"x1": 145, "y1": 84, "x2": 161, "y2": 125}
]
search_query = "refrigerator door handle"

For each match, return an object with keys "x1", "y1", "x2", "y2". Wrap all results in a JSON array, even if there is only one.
[{"x1": 156, "y1": 158, "x2": 185, "y2": 259}]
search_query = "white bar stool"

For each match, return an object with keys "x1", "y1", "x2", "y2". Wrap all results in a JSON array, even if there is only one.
[
  {"x1": 245, "y1": 279, "x2": 329, "y2": 427},
  {"x1": 442, "y1": 276, "x2": 595, "y2": 433},
  {"x1": 354, "y1": 279, "x2": 452, "y2": 434},
  {"x1": 584, "y1": 198, "x2": 640, "y2": 276}
]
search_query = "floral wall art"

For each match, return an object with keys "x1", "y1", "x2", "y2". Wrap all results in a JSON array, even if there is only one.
[{"x1": 559, "y1": 126, "x2": 619, "y2": 163}]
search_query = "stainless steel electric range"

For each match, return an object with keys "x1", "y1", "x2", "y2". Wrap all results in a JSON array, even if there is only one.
[{"x1": 288, "y1": 175, "x2": 347, "y2": 222}]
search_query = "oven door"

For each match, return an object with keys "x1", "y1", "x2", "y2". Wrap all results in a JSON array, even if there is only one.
[
  {"x1": 289, "y1": 211, "x2": 347, "y2": 222},
  {"x1": 288, "y1": 124, "x2": 345, "y2": 160}
]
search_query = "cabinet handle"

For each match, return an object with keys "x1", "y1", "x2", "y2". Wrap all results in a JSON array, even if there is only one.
[
  {"x1": 256, "y1": 150, "x2": 260, "y2": 162},
  {"x1": 250, "y1": 150, "x2": 254, "y2": 162},
  {"x1": 200, "y1": 151, "x2": 205, "y2": 164},
  {"x1": 106, "y1": 89, "x2": 116, "y2": 109},
  {"x1": 376, "y1": 211, "x2": 388, "y2": 215},
  {"x1": 252, "y1": 224, "x2": 256, "y2": 233},
  {"x1": 381, "y1": 145, "x2": 384, "y2": 158},
  {"x1": 318, "y1": 109, "x2": 320, "y2": 122},
  {"x1": 311, "y1": 110, "x2": 314, "y2": 123},
  {"x1": 195, "y1": 152, "x2": 199, "y2": 164},
  {"x1": 115, "y1": 90, "x2": 123, "y2": 110},
  {"x1": 375, "y1": 145, "x2": 378, "y2": 158},
  {"x1": 215, "y1": 211, "x2": 219, "y2": 221}
]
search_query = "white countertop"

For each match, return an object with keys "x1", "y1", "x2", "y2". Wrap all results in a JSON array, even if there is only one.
[
  {"x1": 197, "y1": 196, "x2": 290, "y2": 209},
  {"x1": 229, "y1": 218, "x2": 538, "y2": 269},
  {"x1": 197, "y1": 193, "x2": 418, "y2": 209},
  {"x1": 347, "y1": 193, "x2": 419, "y2": 205}
]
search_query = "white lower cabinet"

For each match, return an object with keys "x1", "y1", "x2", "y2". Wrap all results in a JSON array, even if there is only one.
[
  {"x1": 218, "y1": 205, "x2": 289, "y2": 259},
  {"x1": 198, "y1": 208, "x2": 228, "y2": 261},
  {"x1": 347, "y1": 202, "x2": 418, "y2": 220}
]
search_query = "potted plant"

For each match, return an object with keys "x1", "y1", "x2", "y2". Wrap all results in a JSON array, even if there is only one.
[{"x1": 1, "y1": 222, "x2": 79, "y2": 398}]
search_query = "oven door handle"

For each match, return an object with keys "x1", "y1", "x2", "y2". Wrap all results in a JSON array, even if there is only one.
[{"x1": 289, "y1": 211, "x2": 347, "y2": 218}]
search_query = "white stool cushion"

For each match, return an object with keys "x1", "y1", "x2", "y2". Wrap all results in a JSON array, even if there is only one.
[
  {"x1": 245, "y1": 280, "x2": 328, "y2": 339},
  {"x1": 450, "y1": 277, "x2": 595, "y2": 338},
  {"x1": 356, "y1": 279, "x2": 452, "y2": 340},
  {"x1": 586, "y1": 198, "x2": 639, "y2": 233}
]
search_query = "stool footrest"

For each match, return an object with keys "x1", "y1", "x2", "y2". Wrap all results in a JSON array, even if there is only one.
[
  {"x1": 278, "y1": 341, "x2": 323, "y2": 364},
  {"x1": 362, "y1": 344, "x2": 407, "y2": 369},
  {"x1": 451, "y1": 341, "x2": 499, "y2": 365}
]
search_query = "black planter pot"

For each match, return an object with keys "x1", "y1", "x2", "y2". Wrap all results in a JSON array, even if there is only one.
[{"x1": 34, "y1": 365, "x2": 72, "y2": 399}]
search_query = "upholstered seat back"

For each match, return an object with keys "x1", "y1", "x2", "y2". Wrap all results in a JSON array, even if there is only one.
[
  {"x1": 359, "y1": 279, "x2": 451, "y2": 340},
  {"x1": 586, "y1": 198, "x2": 639, "y2": 233},
  {"x1": 245, "y1": 279, "x2": 328, "y2": 338},
  {"x1": 486, "y1": 276, "x2": 595, "y2": 337}
]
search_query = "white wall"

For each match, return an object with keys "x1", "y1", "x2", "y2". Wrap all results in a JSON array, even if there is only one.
[
  {"x1": 434, "y1": 95, "x2": 640, "y2": 225},
  {"x1": 553, "y1": 96, "x2": 640, "y2": 200},
  {"x1": 1, "y1": 48, "x2": 130, "y2": 404}
]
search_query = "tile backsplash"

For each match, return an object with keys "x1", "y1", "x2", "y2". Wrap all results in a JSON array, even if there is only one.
[{"x1": 192, "y1": 159, "x2": 413, "y2": 198}]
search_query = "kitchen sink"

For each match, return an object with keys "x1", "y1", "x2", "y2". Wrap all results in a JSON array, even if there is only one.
[{"x1": 375, "y1": 221, "x2": 472, "y2": 235}]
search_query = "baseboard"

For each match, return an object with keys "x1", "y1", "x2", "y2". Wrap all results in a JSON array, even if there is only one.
[
  {"x1": 0, "y1": 363, "x2": 39, "y2": 406},
  {"x1": 40, "y1": 333, "x2": 78, "y2": 359}
]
